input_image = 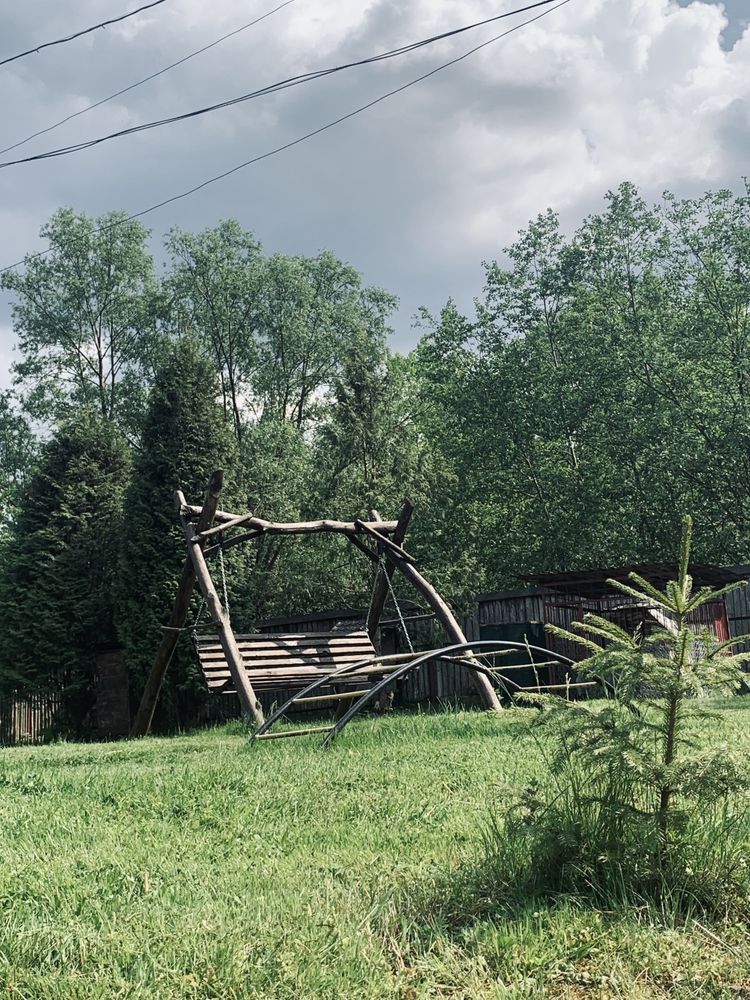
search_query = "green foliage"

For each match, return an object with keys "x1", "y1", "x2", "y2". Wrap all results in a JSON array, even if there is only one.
[
  {"x1": 0, "y1": 411, "x2": 130, "y2": 736},
  {"x1": 414, "y1": 182, "x2": 750, "y2": 589},
  {"x1": 0, "y1": 208, "x2": 159, "y2": 435},
  {"x1": 0, "y1": 392, "x2": 36, "y2": 533},
  {"x1": 493, "y1": 517, "x2": 750, "y2": 909},
  {"x1": 116, "y1": 338, "x2": 237, "y2": 732},
  {"x1": 165, "y1": 221, "x2": 262, "y2": 440}
]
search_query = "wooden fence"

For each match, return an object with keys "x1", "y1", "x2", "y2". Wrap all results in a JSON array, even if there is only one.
[{"x1": 0, "y1": 690, "x2": 62, "y2": 746}]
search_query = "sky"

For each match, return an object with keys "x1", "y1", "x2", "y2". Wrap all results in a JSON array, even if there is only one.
[{"x1": 0, "y1": 0, "x2": 748, "y2": 377}]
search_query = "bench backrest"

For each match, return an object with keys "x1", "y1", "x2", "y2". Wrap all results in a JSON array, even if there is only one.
[{"x1": 195, "y1": 630, "x2": 376, "y2": 694}]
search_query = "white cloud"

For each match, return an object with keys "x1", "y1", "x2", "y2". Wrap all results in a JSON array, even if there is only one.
[{"x1": 0, "y1": 0, "x2": 748, "y2": 351}]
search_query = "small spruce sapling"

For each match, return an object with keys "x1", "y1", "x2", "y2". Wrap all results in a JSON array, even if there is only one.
[{"x1": 525, "y1": 516, "x2": 750, "y2": 891}]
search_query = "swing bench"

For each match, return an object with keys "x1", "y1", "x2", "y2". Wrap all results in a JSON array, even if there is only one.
[
  {"x1": 131, "y1": 471, "x2": 592, "y2": 744},
  {"x1": 194, "y1": 630, "x2": 378, "y2": 696}
]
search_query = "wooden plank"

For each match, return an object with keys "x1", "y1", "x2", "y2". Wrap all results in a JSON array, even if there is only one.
[
  {"x1": 198, "y1": 649, "x2": 376, "y2": 664},
  {"x1": 198, "y1": 657, "x2": 390, "y2": 673},
  {"x1": 199, "y1": 664, "x2": 405, "y2": 689},
  {"x1": 200, "y1": 640, "x2": 376, "y2": 651},
  {"x1": 198, "y1": 631, "x2": 371, "y2": 643},
  {"x1": 199, "y1": 647, "x2": 375, "y2": 659},
  {"x1": 201, "y1": 665, "x2": 398, "y2": 681}
]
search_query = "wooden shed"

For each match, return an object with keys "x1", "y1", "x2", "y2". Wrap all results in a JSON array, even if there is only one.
[{"x1": 253, "y1": 563, "x2": 750, "y2": 709}]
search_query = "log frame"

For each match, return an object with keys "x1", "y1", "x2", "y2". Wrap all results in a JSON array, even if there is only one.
[
  {"x1": 131, "y1": 470, "x2": 224, "y2": 737},
  {"x1": 183, "y1": 518, "x2": 264, "y2": 726},
  {"x1": 138, "y1": 470, "x2": 503, "y2": 730},
  {"x1": 366, "y1": 502, "x2": 414, "y2": 647}
]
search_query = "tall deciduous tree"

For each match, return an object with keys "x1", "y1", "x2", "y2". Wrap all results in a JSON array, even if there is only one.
[
  {"x1": 166, "y1": 221, "x2": 262, "y2": 441},
  {"x1": 1, "y1": 208, "x2": 159, "y2": 434},
  {"x1": 166, "y1": 223, "x2": 398, "y2": 436},
  {"x1": 0, "y1": 411, "x2": 130, "y2": 735},
  {"x1": 0, "y1": 392, "x2": 36, "y2": 533}
]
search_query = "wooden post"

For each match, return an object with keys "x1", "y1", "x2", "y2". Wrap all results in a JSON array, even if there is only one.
[
  {"x1": 183, "y1": 520, "x2": 264, "y2": 727},
  {"x1": 130, "y1": 471, "x2": 224, "y2": 737},
  {"x1": 375, "y1": 545, "x2": 503, "y2": 714},
  {"x1": 366, "y1": 501, "x2": 414, "y2": 649}
]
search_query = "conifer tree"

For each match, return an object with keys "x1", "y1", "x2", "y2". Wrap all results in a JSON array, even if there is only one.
[
  {"x1": 505, "y1": 516, "x2": 750, "y2": 905},
  {"x1": 0, "y1": 411, "x2": 130, "y2": 736},
  {"x1": 117, "y1": 338, "x2": 237, "y2": 731}
]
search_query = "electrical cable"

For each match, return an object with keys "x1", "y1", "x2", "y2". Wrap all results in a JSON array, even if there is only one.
[
  {"x1": 0, "y1": 0, "x2": 169, "y2": 69},
  {"x1": 0, "y1": 0, "x2": 571, "y2": 276},
  {"x1": 0, "y1": 0, "x2": 298, "y2": 157},
  {"x1": 0, "y1": 0, "x2": 565, "y2": 169}
]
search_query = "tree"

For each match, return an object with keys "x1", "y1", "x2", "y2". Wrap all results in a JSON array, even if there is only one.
[
  {"x1": 0, "y1": 411, "x2": 130, "y2": 736},
  {"x1": 0, "y1": 392, "x2": 36, "y2": 533},
  {"x1": 411, "y1": 182, "x2": 750, "y2": 596},
  {"x1": 252, "y1": 250, "x2": 396, "y2": 429},
  {"x1": 116, "y1": 338, "x2": 238, "y2": 732},
  {"x1": 501, "y1": 517, "x2": 750, "y2": 907},
  {"x1": 1, "y1": 208, "x2": 159, "y2": 435},
  {"x1": 166, "y1": 224, "x2": 398, "y2": 438},
  {"x1": 166, "y1": 222, "x2": 262, "y2": 441}
]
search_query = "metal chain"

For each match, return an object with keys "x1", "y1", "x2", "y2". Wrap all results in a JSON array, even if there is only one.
[{"x1": 383, "y1": 556, "x2": 414, "y2": 654}]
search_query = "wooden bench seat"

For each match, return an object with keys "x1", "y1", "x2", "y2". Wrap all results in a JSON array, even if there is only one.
[{"x1": 195, "y1": 631, "x2": 378, "y2": 694}]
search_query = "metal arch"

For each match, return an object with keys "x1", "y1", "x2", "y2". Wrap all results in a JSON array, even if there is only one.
[
  {"x1": 321, "y1": 639, "x2": 581, "y2": 747},
  {"x1": 252, "y1": 639, "x2": 580, "y2": 742},
  {"x1": 252, "y1": 651, "x2": 425, "y2": 739}
]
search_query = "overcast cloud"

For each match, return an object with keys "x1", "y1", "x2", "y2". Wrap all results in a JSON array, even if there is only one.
[{"x1": 0, "y1": 0, "x2": 748, "y2": 371}]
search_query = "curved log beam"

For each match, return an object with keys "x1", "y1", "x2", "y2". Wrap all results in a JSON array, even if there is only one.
[{"x1": 384, "y1": 554, "x2": 503, "y2": 713}]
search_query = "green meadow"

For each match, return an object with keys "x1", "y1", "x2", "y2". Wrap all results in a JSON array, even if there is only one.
[{"x1": 1, "y1": 706, "x2": 749, "y2": 999}]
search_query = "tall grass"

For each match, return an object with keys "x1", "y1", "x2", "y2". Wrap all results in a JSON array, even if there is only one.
[{"x1": 0, "y1": 707, "x2": 749, "y2": 998}]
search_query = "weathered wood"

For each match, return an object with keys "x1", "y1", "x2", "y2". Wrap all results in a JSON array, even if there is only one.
[
  {"x1": 384, "y1": 553, "x2": 503, "y2": 713},
  {"x1": 185, "y1": 519, "x2": 264, "y2": 726},
  {"x1": 194, "y1": 630, "x2": 380, "y2": 697},
  {"x1": 354, "y1": 518, "x2": 416, "y2": 564},
  {"x1": 203, "y1": 530, "x2": 264, "y2": 557},
  {"x1": 131, "y1": 471, "x2": 224, "y2": 737},
  {"x1": 366, "y1": 502, "x2": 414, "y2": 646},
  {"x1": 204, "y1": 630, "x2": 371, "y2": 642},
  {"x1": 193, "y1": 515, "x2": 400, "y2": 545},
  {"x1": 181, "y1": 504, "x2": 246, "y2": 524}
]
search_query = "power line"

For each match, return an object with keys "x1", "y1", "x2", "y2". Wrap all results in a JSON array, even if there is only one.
[
  {"x1": 0, "y1": 0, "x2": 571, "y2": 277},
  {"x1": 0, "y1": 0, "x2": 564, "y2": 169},
  {"x1": 0, "y1": 0, "x2": 169, "y2": 69},
  {"x1": 0, "y1": 0, "x2": 298, "y2": 157}
]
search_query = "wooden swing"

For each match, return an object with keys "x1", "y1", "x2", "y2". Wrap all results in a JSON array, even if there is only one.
[{"x1": 130, "y1": 470, "x2": 503, "y2": 736}]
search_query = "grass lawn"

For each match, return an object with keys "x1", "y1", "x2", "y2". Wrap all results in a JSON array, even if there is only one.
[{"x1": 1, "y1": 705, "x2": 749, "y2": 999}]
